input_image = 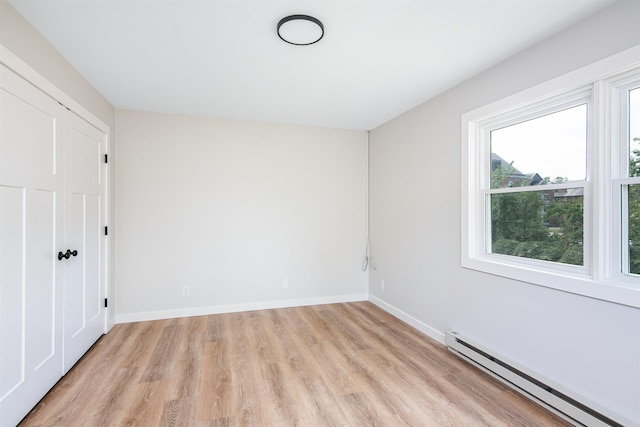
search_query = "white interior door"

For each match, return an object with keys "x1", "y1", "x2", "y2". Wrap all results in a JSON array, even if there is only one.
[
  {"x1": 0, "y1": 64, "x2": 65, "y2": 427},
  {"x1": 62, "y1": 111, "x2": 107, "y2": 373}
]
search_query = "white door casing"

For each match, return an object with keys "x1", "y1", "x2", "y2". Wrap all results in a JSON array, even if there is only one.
[{"x1": 0, "y1": 60, "x2": 108, "y2": 426}]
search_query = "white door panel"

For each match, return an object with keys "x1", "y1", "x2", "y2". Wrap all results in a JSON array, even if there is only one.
[
  {"x1": 0, "y1": 64, "x2": 64, "y2": 427},
  {"x1": 84, "y1": 193, "x2": 102, "y2": 323},
  {"x1": 0, "y1": 185, "x2": 27, "y2": 399},
  {"x1": 26, "y1": 189, "x2": 58, "y2": 369},
  {"x1": 0, "y1": 66, "x2": 58, "y2": 181},
  {"x1": 63, "y1": 112, "x2": 106, "y2": 373}
]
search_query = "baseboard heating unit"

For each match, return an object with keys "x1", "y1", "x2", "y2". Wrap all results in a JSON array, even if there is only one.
[{"x1": 445, "y1": 331, "x2": 632, "y2": 427}]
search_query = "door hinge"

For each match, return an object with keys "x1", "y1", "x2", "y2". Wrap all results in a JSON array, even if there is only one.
[
  {"x1": 104, "y1": 298, "x2": 108, "y2": 308},
  {"x1": 104, "y1": 226, "x2": 108, "y2": 236},
  {"x1": 104, "y1": 154, "x2": 108, "y2": 164}
]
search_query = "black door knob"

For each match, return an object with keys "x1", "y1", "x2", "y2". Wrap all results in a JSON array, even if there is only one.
[{"x1": 57, "y1": 249, "x2": 78, "y2": 260}]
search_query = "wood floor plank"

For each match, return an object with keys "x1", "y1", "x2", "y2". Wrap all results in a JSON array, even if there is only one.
[
  {"x1": 118, "y1": 320, "x2": 169, "y2": 371},
  {"x1": 118, "y1": 380, "x2": 173, "y2": 426},
  {"x1": 18, "y1": 302, "x2": 572, "y2": 427},
  {"x1": 85, "y1": 366, "x2": 139, "y2": 427},
  {"x1": 252, "y1": 311, "x2": 310, "y2": 426},
  {"x1": 269, "y1": 308, "x2": 350, "y2": 426},
  {"x1": 171, "y1": 316, "x2": 207, "y2": 400},
  {"x1": 338, "y1": 392, "x2": 385, "y2": 427},
  {"x1": 305, "y1": 306, "x2": 408, "y2": 421},
  {"x1": 159, "y1": 396, "x2": 197, "y2": 427},
  {"x1": 195, "y1": 417, "x2": 236, "y2": 427},
  {"x1": 197, "y1": 340, "x2": 233, "y2": 422},
  {"x1": 293, "y1": 306, "x2": 375, "y2": 398},
  {"x1": 227, "y1": 312, "x2": 272, "y2": 427},
  {"x1": 140, "y1": 325, "x2": 184, "y2": 383}
]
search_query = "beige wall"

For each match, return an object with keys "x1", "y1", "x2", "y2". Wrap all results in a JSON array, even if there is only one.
[{"x1": 115, "y1": 110, "x2": 368, "y2": 320}]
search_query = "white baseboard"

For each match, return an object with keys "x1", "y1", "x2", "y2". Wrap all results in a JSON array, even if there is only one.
[
  {"x1": 368, "y1": 295, "x2": 445, "y2": 344},
  {"x1": 115, "y1": 293, "x2": 368, "y2": 324},
  {"x1": 106, "y1": 316, "x2": 116, "y2": 333}
]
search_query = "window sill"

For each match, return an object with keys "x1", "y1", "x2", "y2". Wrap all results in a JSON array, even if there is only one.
[{"x1": 462, "y1": 256, "x2": 640, "y2": 309}]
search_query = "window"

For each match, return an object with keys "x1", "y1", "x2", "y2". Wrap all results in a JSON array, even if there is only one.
[
  {"x1": 615, "y1": 84, "x2": 640, "y2": 280},
  {"x1": 462, "y1": 48, "x2": 640, "y2": 308},
  {"x1": 488, "y1": 104, "x2": 587, "y2": 266}
]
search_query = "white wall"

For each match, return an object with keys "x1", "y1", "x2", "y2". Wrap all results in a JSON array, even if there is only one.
[
  {"x1": 0, "y1": 0, "x2": 118, "y2": 324},
  {"x1": 115, "y1": 110, "x2": 368, "y2": 321},
  {"x1": 368, "y1": 0, "x2": 640, "y2": 424}
]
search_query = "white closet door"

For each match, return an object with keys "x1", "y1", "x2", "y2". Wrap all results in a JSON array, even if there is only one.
[
  {"x1": 62, "y1": 111, "x2": 106, "y2": 372},
  {"x1": 0, "y1": 64, "x2": 65, "y2": 427},
  {"x1": 0, "y1": 62, "x2": 107, "y2": 426}
]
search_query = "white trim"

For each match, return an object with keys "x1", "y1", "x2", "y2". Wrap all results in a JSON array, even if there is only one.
[
  {"x1": 462, "y1": 44, "x2": 640, "y2": 309},
  {"x1": 106, "y1": 317, "x2": 117, "y2": 333},
  {"x1": 0, "y1": 45, "x2": 109, "y2": 133},
  {"x1": 115, "y1": 293, "x2": 368, "y2": 324},
  {"x1": 368, "y1": 295, "x2": 445, "y2": 344},
  {"x1": 103, "y1": 132, "x2": 110, "y2": 333}
]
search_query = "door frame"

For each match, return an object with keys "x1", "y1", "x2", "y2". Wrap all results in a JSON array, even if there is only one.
[{"x1": 1, "y1": 44, "x2": 112, "y2": 333}]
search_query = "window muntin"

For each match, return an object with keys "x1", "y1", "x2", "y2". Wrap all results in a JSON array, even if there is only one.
[{"x1": 627, "y1": 87, "x2": 640, "y2": 177}]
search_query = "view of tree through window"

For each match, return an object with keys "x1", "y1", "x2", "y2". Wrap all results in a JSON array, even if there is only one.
[
  {"x1": 626, "y1": 87, "x2": 640, "y2": 274},
  {"x1": 488, "y1": 104, "x2": 587, "y2": 265}
]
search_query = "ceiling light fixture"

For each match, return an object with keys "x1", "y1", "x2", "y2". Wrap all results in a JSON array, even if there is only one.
[{"x1": 277, "y1": 15, "x2": 324, "y2": 46}]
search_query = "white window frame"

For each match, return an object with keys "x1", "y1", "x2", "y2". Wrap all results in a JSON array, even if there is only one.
[
  {"x1": 462, "y1": 45, "x2": 640, "y2": 309},
  {"x1": 610, "y1": 75, "x2": 640, "y2": 284},
  {"x1": 481, "y1": 90, "x2": 591, "y2": 272}
]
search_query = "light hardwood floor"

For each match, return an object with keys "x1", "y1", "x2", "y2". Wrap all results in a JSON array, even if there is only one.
[{"x1": 19, "y1": 302, "x2": 570, "y2": 426}]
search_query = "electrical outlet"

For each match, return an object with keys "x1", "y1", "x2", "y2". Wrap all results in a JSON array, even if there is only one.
[
  {"x1": 182, "y1": 285, "x2": 190, "y2": 297},
  {"x1": 380, "y1": 279, "x2": 385, "y2": 291},
  {"x1": 282, "y1": 278, "x2": 289, "y2": 289}
]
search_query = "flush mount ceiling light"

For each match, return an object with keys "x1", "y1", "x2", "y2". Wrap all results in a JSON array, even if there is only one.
[{"x1": 277, "y1": 15, "x2": 324, "y2": 46}]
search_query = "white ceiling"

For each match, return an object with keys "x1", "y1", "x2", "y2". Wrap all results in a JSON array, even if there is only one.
[{"x1": 9, "y1": 0, "x2": 616, "y2": 130}]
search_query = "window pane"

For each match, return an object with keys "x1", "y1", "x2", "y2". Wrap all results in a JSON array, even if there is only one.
[
  {"x1": 490, "y1": 105, "x2": 587, "y2": 189},
  {"x1": 626, "y1": 184, "x2": 640, "y2": 275},
  {"x1": 629, "y1": 87, "x2": 640, "y2": 177},
  {"x1": 490, "y1": 189, "x2": 583, "y2": 266}
]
